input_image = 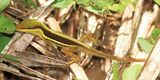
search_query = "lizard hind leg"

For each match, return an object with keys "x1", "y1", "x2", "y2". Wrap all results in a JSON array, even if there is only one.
[
  {"x1": 79, "y1": 33, "x2": 102, "y2": 47},
  {"x1": 61, "y1": 47, "x2": 80, "y2": 65}
]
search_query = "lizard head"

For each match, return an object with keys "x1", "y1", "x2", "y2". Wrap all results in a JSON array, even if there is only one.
[{"x1": 16, "y1": 19, "x2": 44, "y2": 29}]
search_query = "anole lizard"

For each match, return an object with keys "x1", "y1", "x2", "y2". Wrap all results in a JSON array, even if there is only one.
[{"x1": 16, "y1": 19, "x2": 145, "y2": 62}]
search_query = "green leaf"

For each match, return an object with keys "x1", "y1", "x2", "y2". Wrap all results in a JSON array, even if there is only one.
[
  {"x1": 0, "y1": 53, "x2": 20, "y2": 63},
  {"x1": 0, "y1": 14, "x2": 16, "y2": 34},
  {"x1": 138, "y1": 38, "x2": 153, "y2": 54},
  {"x1": 120, "y1": 0, "x2": 132, "y2": 6},
  {"x1": 85, "y1": 6, "x2": 107, "y2": 14},
  {"x1": 109, "y1": 0, "x2": 134, "y2": 13},
  {"x1": 76, "y1": 0, "x2": 90, "y2": 5},
  {"x1": 113, "y1": 62, "x2": 119, "y2": 80},
  {"x1": 149, "y1": 28, "x2": 160, "y2": 44},
  {"x1": 21, "y1": 0, "x2": 38, "y2": 9},
  {"x1": 154, "y1": 0, "x2": 160, "y2": 6},
  {"x1": 0, "y1": 33, "x2": 11, "y2": 53},
  {"x1": 52, "y1": 0, "x2": 75, "y2": 9},
  {"x1": 0, "y1": 0, "x2": 10, "y2": 13},
  {"x1": 108, "y1": 4, "x2": 121, "y2": 12},
  {"x1": 151, "y1": 28, "x2": 160, "y2": 41},
  {"x1": 77, "y1": 0, "x2": 134, "y2": 13},
  {"x1": 91, "y1": 0, "x2": 113, "y2": 8},
  {"x1": 122, "y1": 64, "x2": 142, "y2": 80}
]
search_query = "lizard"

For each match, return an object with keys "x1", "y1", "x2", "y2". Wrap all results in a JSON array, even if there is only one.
[{"x1": 16, "y1": 19, "x2": 146, "y2": 62}]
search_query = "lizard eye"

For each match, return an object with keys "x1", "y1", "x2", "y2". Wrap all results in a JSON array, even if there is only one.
[
  {"x1": 27, "y1": 26, "x2": 31, "y2": 29},
  {"x1": 4, "y1": 28, "x2": 7, "y2": 30}
]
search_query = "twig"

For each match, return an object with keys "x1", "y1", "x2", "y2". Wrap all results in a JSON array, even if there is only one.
[
  {"x1": 114, "y1": 4, "x2": 134, "y2": 56},
  {"x1": 70, "y1": 63, "x2": 89, "y2": 80},
  {"x1": 138, "y1": 37, "x2": 160, "y2": 80}
]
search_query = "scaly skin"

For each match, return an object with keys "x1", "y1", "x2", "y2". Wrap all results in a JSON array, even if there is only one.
[{"x1": 16, "y1": 19, "x2": 146, "y2": 62}]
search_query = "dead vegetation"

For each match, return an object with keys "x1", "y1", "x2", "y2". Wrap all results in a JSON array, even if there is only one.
[{"x1": 1, "y1": 0, "x2": 160, "y2": 80}]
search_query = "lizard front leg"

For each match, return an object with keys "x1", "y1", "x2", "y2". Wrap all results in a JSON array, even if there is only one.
[{"x1": 61, "y1": 47, "x2": 80, "y2": 65}]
